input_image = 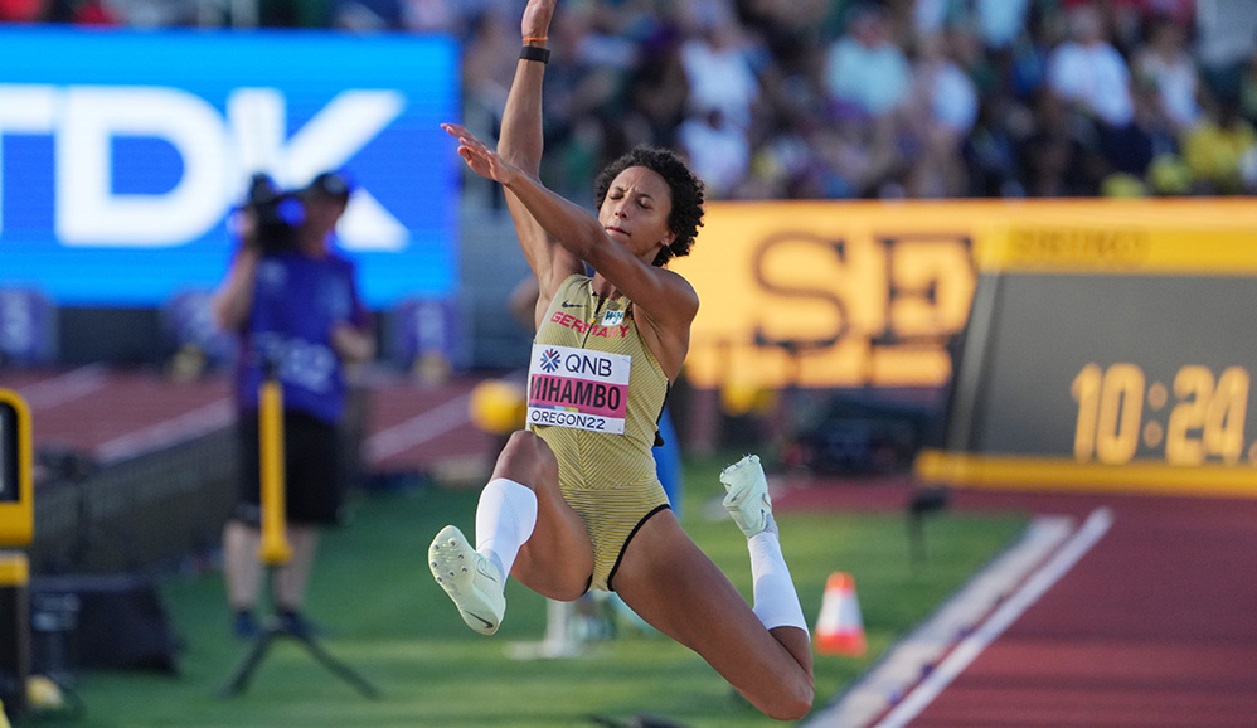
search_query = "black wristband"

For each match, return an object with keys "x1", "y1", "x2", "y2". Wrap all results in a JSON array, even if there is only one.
[{"x1": 520, "y1": 45, "x2": 550, "y2": 64}]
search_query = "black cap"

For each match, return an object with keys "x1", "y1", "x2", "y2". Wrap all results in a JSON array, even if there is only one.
[{"x1": 303, "y1": 170, "x2": 355, "y2": 201}]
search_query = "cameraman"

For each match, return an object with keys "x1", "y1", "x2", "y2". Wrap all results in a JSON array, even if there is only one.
[{"x1": 212, "y1": 170, "x2": 375, "y2": 638}]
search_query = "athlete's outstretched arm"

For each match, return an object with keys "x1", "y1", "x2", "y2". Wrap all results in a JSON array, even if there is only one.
[{"x1": 495, "y1": 0, "x2": 579, "y2": 325}]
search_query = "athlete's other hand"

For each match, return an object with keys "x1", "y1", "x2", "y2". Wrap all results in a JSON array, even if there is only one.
[{"x1": 442, "y1": 123, "x2": 514, "y2": 185}]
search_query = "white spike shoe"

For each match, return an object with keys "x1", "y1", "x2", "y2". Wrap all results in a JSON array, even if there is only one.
[
  {"x1": 428, "y1": 524, "x2": 506, "y2": 635},
  {"x1": 719, "y1": 454, "x2": 774, "y2": 537}
]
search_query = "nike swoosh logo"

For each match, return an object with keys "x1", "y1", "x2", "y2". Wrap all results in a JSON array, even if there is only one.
[
  {"x1": 467, "y1": 612, "x2": 494, "y2": 628},
  {"x1": 560, "y1": 301, "x2": 581, "y2": 308}
]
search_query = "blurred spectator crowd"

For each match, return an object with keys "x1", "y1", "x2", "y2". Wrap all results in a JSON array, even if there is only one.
[{"x1": 5, "y1": 0, "x2": 1257, "y2": 201}]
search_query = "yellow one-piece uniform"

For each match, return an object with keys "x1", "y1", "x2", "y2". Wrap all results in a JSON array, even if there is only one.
[{"x1": 526, "y1": 274, "x2": 671, "y2": 591}]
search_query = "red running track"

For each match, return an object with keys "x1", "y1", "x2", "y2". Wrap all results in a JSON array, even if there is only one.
[{"x1": 781, "y1": 482, "x2": 1257, "y2": 727}]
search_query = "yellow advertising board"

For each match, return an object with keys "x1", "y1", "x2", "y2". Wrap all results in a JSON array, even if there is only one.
[
  {"x1": 673, "y1": 200, "x2": 977, "y2": 389},
  {"x1": 673, "y1": 199, "x2": 1257, "y2": 391}
]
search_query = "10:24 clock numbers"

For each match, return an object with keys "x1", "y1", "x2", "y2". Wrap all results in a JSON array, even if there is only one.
[{"x1": 1072, "y1": 363, "x2": 1250, "y2": 466}]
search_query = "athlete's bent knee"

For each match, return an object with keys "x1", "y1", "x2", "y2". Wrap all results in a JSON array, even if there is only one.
[
  {"x1": 756, "y1": 681, "x2": 813, "y2": 722},
  {"x1": 491, "y1": 430, "x2": 558, "y2": 488},
  {"x1": 549, "y1": 583, "x2": 589, "y2": 603},
  {"x1": 765, "y1": 694, "x2": 813, "y2": 722}
]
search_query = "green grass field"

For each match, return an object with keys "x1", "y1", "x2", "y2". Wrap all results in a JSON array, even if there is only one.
[{"x1": 21, "y1": 454, "x2": 1027, "y2": 727}]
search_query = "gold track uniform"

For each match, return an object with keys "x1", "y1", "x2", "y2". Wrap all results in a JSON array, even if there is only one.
[{"x1": 527, "y1": 274, "x2": 670, "y2": 591}]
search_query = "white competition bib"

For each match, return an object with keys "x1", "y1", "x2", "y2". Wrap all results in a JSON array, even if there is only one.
[{"x1": 526, "y1": 344, "x2": 631, "y2": 434}]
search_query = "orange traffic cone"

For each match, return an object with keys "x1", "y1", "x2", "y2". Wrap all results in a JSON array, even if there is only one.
[{"x1": 815, "y1": 572, "x2": 866, "y2": 656}]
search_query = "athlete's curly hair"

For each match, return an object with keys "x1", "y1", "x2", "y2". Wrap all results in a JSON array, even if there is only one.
[{"x1": 593, "y1": 146, "x2": 705, "y2": 267}]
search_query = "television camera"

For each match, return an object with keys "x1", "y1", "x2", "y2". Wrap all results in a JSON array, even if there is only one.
[{"x1": 236, "y1": 173, "x2": 305, "y2": 256}]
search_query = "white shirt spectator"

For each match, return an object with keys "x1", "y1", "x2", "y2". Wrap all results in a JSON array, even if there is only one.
[
  {"x1": 930, "y1": 59, "x2": 978, "y2": 134},
  {"x1": 1047, "y1": 40, "x2": 1134, "y2": 126},
  {"x1": 824, "y1": 8, "x2": 912, "y2": 118},
  {"x1": 1046, "y1": 4, "x2": 1134, "y2": 127},
  {"x1": 680, "y1": 21, "x2": 761, "y2": 131},
  {"x1": 911, "y1": 31, "x2": 979, "y2": 135},
  {"x1": 678, "y1": 109, "x2": 750, "y2": 199},
  {"x1": 975, "y1": 0, "x2": 1031, "y2": 49},
  {"x1": 1135, "y1": 20, "x2": 1200, "y2": 131}
]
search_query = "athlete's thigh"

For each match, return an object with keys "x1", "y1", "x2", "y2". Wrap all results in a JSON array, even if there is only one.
[
  {"x1": 491, "y1": 431, "x2": 594, "y2": 600},
  {"x1": 511, "y1": 484, "x2": 594, "y2": 601},
  {"x1": 612, "y1": 513, "x2": 801, "y2": 688}
]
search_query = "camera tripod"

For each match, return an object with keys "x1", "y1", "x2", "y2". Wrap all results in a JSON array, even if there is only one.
[
  {"x1": 219, "y1": 371, "x2": 378, "y2": 700},
  {"x1": 218, "y1": 586, "x2": 379, "y2": 699}
]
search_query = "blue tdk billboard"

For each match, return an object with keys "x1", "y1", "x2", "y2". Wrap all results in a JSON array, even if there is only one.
[{"x1": 0, "y1": 27, "x2": 459, "y2": 307}]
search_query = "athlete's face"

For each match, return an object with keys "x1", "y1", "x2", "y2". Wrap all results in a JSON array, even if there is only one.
[{"x1": 600, "y1": 166, "x2": 676, "y2": 263}]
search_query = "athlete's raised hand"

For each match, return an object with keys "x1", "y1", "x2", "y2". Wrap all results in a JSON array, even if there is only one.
[{"x1": 521, "y1": 0, "x2": 555, "y2": 41}]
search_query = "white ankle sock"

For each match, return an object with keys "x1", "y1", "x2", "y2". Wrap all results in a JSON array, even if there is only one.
[
  {"x1": 748, "y1": 530, "x2": 809, "y2": 634},
  {"x1": 475, "y1": 478, "x2": 538, "y2": 579}
]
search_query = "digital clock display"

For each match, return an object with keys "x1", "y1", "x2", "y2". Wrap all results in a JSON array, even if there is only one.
[
  {"x1": 970, "y1": 275, "x2": 1257, "y2": 465},
  {"x1": 1073, "y1": 363, "x2": 1248, "y2": 466},
  {"x1": 917, "y1": 205, "x2": 1257, "y2": 496}
]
